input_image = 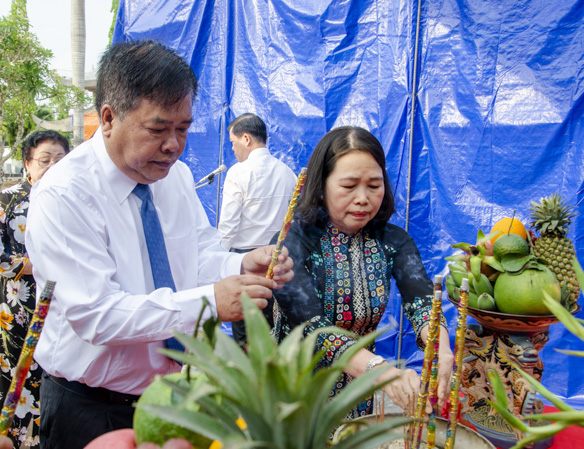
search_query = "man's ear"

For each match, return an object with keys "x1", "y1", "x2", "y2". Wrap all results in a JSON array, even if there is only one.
[
  {"x1": 100, "y1": 105, "x2": 116, "y2": 136},
  {"x1": 243, "y1": 133, "x2": 253, "y2": 147}
]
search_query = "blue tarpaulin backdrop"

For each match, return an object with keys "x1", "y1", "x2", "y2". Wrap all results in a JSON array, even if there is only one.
[{"x1": 113, "y1": 0, "x2": 584, "y2": 406}]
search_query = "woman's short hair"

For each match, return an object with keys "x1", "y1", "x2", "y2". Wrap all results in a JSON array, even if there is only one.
[
  {"x1": 297, "y1": 126, "x2": 395, "y2": 227},
  {"x1": 22, "y1": 131, "x2": 70, "y2": 162}
]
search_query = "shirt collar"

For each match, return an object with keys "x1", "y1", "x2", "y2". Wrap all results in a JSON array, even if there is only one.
[
  {"x1": 247, "y1": 147, "x2": 270, "y2": 160},
  {"x1": 92, "y1": 128, "x2": 139, "y2": 204}
]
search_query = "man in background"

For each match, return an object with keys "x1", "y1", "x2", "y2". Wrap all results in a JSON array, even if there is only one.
[
  {"x1": 218, "y1": 113, "x2": 297, "y2": 345},
  {"x1": 25, "y1": 41, "x2": 293, "y2": 449}
]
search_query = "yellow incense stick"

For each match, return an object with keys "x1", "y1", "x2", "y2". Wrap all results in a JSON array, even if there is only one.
[
  {"x1": 0, "y1": 281, "x2": 56, "y2": 436},
  {"x1": 444, "y1": 277, "x2": 470, "y2": 449},
  {"x1": 266, "y1": 167, "x2": 307, "y2": 280},
  {"x1": 411, "y1": 275, "x2": 443, "y2": 449},
  {"x1": 426, "y1": 293, "x2": 442, "y2": 449}
]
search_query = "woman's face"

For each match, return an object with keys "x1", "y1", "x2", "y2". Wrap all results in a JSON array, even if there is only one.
[
  {"x1": 24, "y1": 140, "x2": 68, "y2": 184},
  {"x1": 324, "y1": 151, "x2": 385, "y2": 235}
]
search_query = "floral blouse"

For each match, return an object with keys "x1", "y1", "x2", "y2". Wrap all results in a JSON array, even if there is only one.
[
  {"x1": 0, "y1": 180, "x2": 41, "y2": 447},
  {"x1": 271, "y1": 220, "x2": 443, "y2": 418}
]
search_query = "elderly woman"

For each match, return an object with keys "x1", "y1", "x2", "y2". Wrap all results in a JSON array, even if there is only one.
[{"x1": 0, "y1": 131, "x2": 69, "y2": 448}]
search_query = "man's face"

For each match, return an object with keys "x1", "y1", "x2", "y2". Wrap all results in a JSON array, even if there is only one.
[
  {"x1": 102, "y1": 96, "x2": 193, "y2": 184},
  {"x1": 228, "y1": 131, "x2": 250, "y2": 162}
]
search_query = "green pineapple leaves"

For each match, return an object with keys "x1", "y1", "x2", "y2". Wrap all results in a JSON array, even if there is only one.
[{"x1": 145, "y1": 294, "x2": 408, "y2": 448}]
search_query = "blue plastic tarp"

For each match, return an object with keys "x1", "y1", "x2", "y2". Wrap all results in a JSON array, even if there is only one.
[{"x1": 113, "y1": 0, "x2": 584, "y2": 406}]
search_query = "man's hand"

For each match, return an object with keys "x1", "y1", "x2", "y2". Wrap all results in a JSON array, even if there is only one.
[
  {"x1": 0, "y1": 435, "x2": 12, "y2": 449},
  {"x1": 241, "y1": 245, "x2": 294, "y2": 288},
  {"x1": 137, "y1": 438, "x2": 193, "y2": 449},
  {"x1": 213, "y1": 274, "x2": 274, "y2": 321}
]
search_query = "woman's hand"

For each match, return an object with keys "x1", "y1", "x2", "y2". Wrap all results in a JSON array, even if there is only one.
[
  {"x1": 435, "y1": 334, "x2": 454, "y2": 414},
  {"x1": 348, "y1": 349, "x2": 421, "y2": 414},
  {"x1": 379, "y1": 367, "x2": 420, "y2": 413}
]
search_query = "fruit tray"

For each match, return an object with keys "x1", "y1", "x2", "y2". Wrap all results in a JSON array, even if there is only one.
[{"x1": 445, "y1": 293, "x2": 581, "y2": 333}]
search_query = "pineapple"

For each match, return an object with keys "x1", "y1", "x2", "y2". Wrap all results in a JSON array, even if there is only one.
[{"x1": 529, "y1": 192, "x2": 580, "y2": 311}]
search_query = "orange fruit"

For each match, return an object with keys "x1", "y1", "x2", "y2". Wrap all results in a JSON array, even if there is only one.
[
  {"x1": 493, "y1": 267, "x2": 561, "y2": 315},
  {"x1": 490, "y1": 217, "x2": 527, "y2": 243}
]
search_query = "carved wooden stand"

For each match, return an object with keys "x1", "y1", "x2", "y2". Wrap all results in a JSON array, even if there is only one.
[{"x1": 459, "y1": 308, "x2": 562, "y2": 449}]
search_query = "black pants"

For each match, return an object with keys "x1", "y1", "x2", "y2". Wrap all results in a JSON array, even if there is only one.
[{"x1": 40, "y1": 373, "x2": 137, "y2": 449}]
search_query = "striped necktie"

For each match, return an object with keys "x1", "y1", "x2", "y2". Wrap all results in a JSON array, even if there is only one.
[{"x1": 133, "y1": 183, "x2": 185, "y2": 354}]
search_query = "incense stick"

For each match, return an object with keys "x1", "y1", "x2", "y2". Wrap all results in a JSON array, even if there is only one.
[
  {"x1": 0, "y1": 281, "x2": 55, "y2": 435},
  {"x1": 411, "y1": 276, "x2": 443, "y2": 449},
  {"x1": 444, "y1": 278, "x2": 470, "y2": 449},
  {"x1": 266, "y1": 167, "x2": 307, "y2": 280},
  {"x1": 426, "y1": 299, "x2": 442, "y2": 449}
]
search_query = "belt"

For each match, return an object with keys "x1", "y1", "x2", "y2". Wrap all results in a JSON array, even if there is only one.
[
  {"x1": 47, "y1": 374, "x2": 140, "y2": 406},
  {"x1": 229, "y1": 248, "x2": 252, "y2": 254}
]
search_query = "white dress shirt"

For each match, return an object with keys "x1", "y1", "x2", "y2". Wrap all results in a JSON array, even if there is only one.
[
  {"x1": 25, "y1": 130, "x2": 244, "y2": 395},
  {"x1": 218, "y1": 148, "x2": 297, "y2": 250}
]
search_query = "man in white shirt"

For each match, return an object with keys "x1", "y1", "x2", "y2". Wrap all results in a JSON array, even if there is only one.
[
  {"x1": 25, "y1": 41, "x2": 293, "y2": 449},
  {"x1": 218, "y1": 113, "x2": 297, "y2": 344}
]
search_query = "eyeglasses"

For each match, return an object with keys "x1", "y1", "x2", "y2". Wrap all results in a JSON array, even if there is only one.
[{"x1": 30, "y1": 156, "x2": 65, "y2": 168}]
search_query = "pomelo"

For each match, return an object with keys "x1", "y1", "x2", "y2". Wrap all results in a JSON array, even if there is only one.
[
  {"x1": 493, "y1": 267, "x2": 561, "y2": 315},
  {"x1": 133, "y1": 372, "x2": 212, "y2": 448}
]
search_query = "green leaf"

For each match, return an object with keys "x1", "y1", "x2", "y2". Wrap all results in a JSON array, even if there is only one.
[
  {"x1": 482, "y1": 255, "x2": 504, "y2": 272},
  {"x1": 555, "y1": 349, "x2": 584, "y2": 357},
  {"x1": 513, "y1": 365, "x2": 574, "y2": 412},
  {"x1": 141, "y1": 405, "x2": 240, "y2": 442},
  {"x1": 445, "y1": 254, "x2": 468, "y2": 262},
  {"x1": 316, "y1": 364, "x2": 401, "y2": 442},
  {"x1": 242, "y1": 295, "x2": 278, "y2": 372},
  {"x1": 484, "y1": 230, "x2": 503, "y2": 241},
  {"x1": 573, "y1": 257, "x2": 584, "y2": 293},
  {"x1": 451, "y1": 242, "x2": 472, "y2": 252},
  {"x1": 542, "y1": 292, "x2": 584, "y2": 340},
  {"x1": 195, "y1": 395, "x2": 238, "y2": 427},
  {"x1": 214, "y1": 330, "x2": 256, "y2": 384},
  {"x1": 500, "y1": 254, "x2": 534, "y2": 273},
  {"x1": 231, "y1": 404, "x2": 274, "y2": 443},
  {"x1": 527, "y1": 411, "x2": 584, "y2": 423},
  {"x1": 469, "y1": 255, "x2": 482, "y2": 279},
  {"x1": 487, "y1": 371, "x2": 529, "y2": 432}
]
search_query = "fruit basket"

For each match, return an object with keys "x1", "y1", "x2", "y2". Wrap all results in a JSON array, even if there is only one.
[{"x1": 446, "y1": 293, "x2": 581, "y2": 334}]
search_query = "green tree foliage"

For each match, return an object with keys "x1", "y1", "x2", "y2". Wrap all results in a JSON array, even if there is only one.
[
  {"x1": 108, "y1": 0, "x2": 120, "y2": 45},
  {"x1": 0, "y1": 0, "x2": 89, "y2": 163}
]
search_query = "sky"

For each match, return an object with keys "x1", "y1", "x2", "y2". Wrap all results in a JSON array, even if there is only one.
[{"x1": 0, "y1": 0, "x2": 115, "y2": 77}]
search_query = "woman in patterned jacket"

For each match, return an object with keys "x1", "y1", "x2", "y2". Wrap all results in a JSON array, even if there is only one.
[{"x1": 270, "y1": 126, "x2": 453, "y2": 417}]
